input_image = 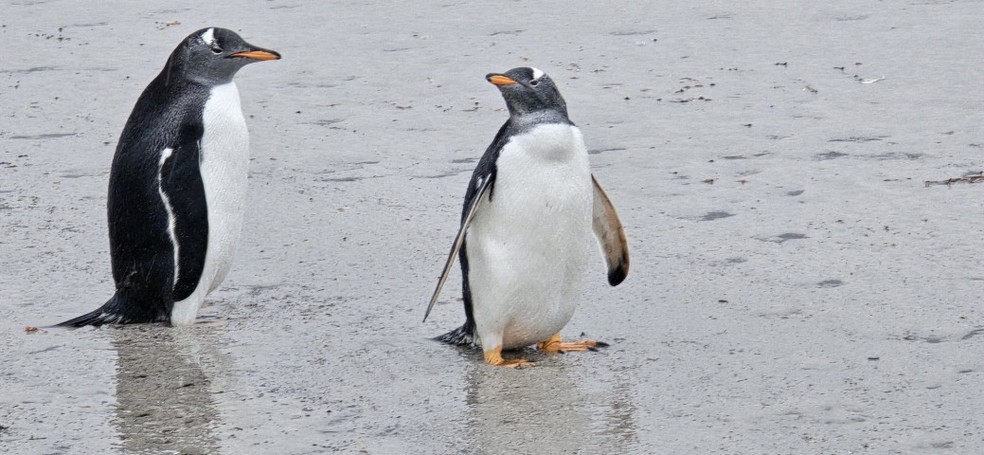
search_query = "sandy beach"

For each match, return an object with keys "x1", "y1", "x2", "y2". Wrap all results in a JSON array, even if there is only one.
[{"x1": 2, "y1": 1, "x2": 982, "y2": 453}]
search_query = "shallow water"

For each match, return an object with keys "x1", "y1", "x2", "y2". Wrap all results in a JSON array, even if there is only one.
[{"x1": 2, "y1": 1, "x2": 983, "y2": 453}]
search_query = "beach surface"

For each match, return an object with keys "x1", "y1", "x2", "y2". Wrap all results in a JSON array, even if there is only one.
[{"x1": 1, "y1": 1, "x2": 982, "y2": 453}]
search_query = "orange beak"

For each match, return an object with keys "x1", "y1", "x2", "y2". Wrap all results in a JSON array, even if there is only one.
[
  {"x1": 487, "y1": 74, "x2": 517, "y2": 86},
  {"x1": 230, "y1": 50, "x2": 281, "y2": 61}
]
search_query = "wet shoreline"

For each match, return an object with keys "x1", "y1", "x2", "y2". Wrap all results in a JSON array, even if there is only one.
[{"x1": 3, "y1": 1, "x2": 983, "y2": 453}]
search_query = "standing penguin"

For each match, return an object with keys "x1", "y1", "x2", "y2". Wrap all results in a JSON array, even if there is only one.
[
  {"x1": 425, "y1": 67, "x2": 630, "y2": 367},
  {"x1": 56, "y1": 28, "x2": 280, "y2": 327}
]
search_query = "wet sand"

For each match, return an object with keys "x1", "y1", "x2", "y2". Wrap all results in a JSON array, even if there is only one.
[{"x1": 2, "y1": 1, "x2": 983, "y2": 453}]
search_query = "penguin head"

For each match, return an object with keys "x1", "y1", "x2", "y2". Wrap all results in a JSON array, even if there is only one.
[
  {"x1": 486, "y1": 67, "x2": 569, "y2": 119},
  {"x1": 166, "y1": 27, "x2": 280, "y2": 85}
]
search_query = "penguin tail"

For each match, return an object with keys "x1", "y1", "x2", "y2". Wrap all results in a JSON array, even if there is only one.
[
  {"x1": 55, "y1": 307, "x2": 125, "y2": 328},
  {"x1": 53, "y1": 292, "x2": 164, "y2": 328},
  {"x1": 54, "y1": 298, "x2": 128, "y2": 327},
  {"x1": 434, "y1": 322, "x2": 479, "y2": 348}
]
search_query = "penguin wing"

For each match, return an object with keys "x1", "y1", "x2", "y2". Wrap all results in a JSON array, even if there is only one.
[
  {"x1": 423, "y1": 175, "x2": 493, "y2": 322},
  {"x1": 591, "y1": 175, "x2": 630, "y2": 286},
  {"x1": 160, "y1": 127, "x2": 209, "y2": 301}
]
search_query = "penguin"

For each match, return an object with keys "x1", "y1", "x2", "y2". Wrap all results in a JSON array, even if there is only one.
[
  {"x1": 425, "y1": 67, "x2": 630, "y2": 367},
  {"x1": 56, "y1": 28, "x2": 280, "y2": 327}
]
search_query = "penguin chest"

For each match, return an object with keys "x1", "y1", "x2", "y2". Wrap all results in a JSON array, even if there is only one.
[
  {"x1": 468, "y1": 124, "x2": 593, "y2": 349},
  {"x1": 199, "y1": 82, "x2": 249, "y2": 291},
  {"x1": 169, "y1": 82, "x2": 250, "y2": 325}
]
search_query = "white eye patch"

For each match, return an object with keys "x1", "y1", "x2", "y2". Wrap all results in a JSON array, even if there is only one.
[
  {"x1": 200, "y1": 28, "x2": 216, "y2": 46},
  {"x1": 530, "y1": 67, "x2": 545, "y2": 81}
]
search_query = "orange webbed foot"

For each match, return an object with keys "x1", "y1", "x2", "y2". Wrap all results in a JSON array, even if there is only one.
[
  {"x1": 484, "y1": 345, "x2": 536, "y2": 368},
  {"x1": 537, "y1": 333, "x2": 610, "y2": 353}
]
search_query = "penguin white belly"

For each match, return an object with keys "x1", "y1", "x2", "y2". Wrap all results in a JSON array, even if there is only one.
[
  {"x1": 468, "y1": 124, "x2": 593, "y2": 350},
  {"x1": 171, "y1": 82, "x2": 249, "y2": 325}
]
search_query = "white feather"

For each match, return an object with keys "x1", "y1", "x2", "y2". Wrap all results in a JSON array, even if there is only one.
[
  {"x1": 157, "y1": 147, "x2": 180, "y2": 283},
  {"x1": 201, "y1": 28, "x2": 215, "y2": 46},
  {"x1": 467, "y1": 123, "x2": 593, "y2": 350},
  {"x1": 171, "y1": 82, "x2": 249, "y2": 325}
]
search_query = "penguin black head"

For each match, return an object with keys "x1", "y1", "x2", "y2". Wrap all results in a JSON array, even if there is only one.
[
  {"x1": 486, "y1": 67, "x2": 569, "y2": 120},
  {"x1": 165, "y1": 27, "x2": 281, "y2": 85}
]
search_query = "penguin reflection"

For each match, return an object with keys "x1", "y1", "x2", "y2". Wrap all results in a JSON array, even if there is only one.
[
  {"x1": 110, "y1": 325, "x2": 224, "y2": 454},
  {"x1": 463, "y1": 355, "x2": 640, "y2": 453},
  {"x1": 462, "y1": 360, "x2": 580, "y2": 452}
]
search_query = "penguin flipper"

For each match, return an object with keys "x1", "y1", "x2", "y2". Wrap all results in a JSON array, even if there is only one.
[
  {"x1": 591, "y1": 175, "x2": 630, "y2": 286},
  {"x1": 423, "y1": 176, "x2": 493, "y2": 322}
]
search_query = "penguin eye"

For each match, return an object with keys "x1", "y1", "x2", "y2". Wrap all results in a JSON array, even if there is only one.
[
  {"x1": 209, "y1": 44, "x2": 223, "y2": 55},
  {"x1": 529, "y1": 79, "x2": 540, "y2": 87}
]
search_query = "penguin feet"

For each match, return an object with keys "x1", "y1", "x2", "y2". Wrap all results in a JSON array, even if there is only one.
[
  {"x1": 484, "y1": 345, "x2": 536, "y2": 368},
  {"x1": 537, "y1": 333, "x2": 609, "y2": 354}
]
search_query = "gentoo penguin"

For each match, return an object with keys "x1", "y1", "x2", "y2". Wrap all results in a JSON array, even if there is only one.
[
  {"x1": 56, "y1": 28, "x2": 280, "y2": 327},
  {"x1": 425, "y1": 67, "x2": 630, "y2": 367}
]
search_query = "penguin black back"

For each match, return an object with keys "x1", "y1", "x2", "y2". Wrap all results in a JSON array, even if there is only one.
[{"x1": 56, "y1": 28, "x2": 280, "y2": 327}]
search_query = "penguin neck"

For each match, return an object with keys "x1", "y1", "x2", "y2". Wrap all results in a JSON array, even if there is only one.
[
  {"x1": 509, "y1": 109, "x2": 573, "y2": 131},
  {"x1": 160, "y1": 56, "x2": 235, "y2": 88}
]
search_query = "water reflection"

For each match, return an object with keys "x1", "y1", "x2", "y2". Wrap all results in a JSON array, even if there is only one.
[
  {"x1": 599, "y1": 370, "x2": 639, "y2": 451},
  {"x1": 463, "y1": 353, "x2": 639, "y2": 453},
  {"x1": 110, "y1": 325, "x2": 224, "y2": 454}
]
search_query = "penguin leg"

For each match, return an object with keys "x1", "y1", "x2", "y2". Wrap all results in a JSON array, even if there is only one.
[
  {"x1": 483, "y1": 345, "x2": 536, "y2": 368},
  {"x1": 537, "y1": 333, "x2": 609, "y2": 353}
]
